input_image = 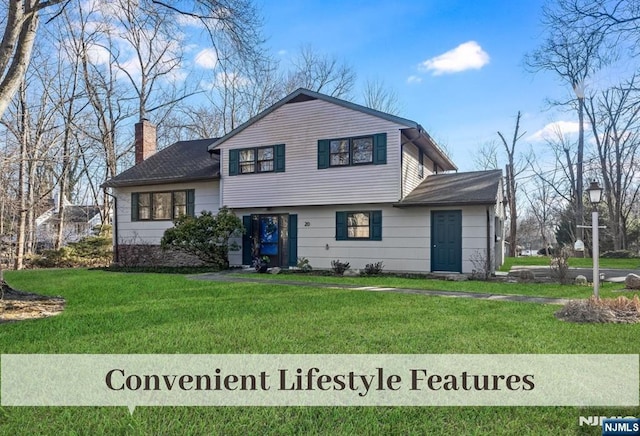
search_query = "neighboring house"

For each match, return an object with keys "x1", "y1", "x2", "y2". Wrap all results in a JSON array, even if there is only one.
[
  {"x1": 35, "y1": 198, "x2": 103, "y2": 250},
  {"x1": 103, "y1": 89, "x2": 505, "y2": 274}
]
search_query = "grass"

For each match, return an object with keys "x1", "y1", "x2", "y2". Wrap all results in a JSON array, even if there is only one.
[
  {"x1": 0, "y1": 268, "x2": 638, "y2": 435},
  {"x1": 229, "y1": 271, "x2": 633, "y2": 299},
  {"x1": 500, "y1": 256, "x2": 640, "y2": 272}
]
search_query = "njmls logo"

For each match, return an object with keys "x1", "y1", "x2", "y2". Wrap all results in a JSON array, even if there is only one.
[{"x1": 579, "y1": 416, "x2": 638, "y2": 427}]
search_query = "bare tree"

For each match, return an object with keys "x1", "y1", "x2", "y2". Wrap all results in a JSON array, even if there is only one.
[
  {"x1": 523, "y1": 176, "x2": 558, "y2": 252},
  {"x1": 525, "y1": 0, "x2": 609, "y2": 247},
  {"x1": 584, "y1": 75, "x2": 640, "y2": 250},
  {"x1": 285, "y1": 45, "x2": 356, "y2": 98},
  {"x1": 362, "y1": 78, "x2": 401, "y2": 115},
  {"x1": 473, "y1": 140, "x2": 500, "y2": 170},
  {"x1": 498, "y1": 111, "x2": 527, "y2": 257}
]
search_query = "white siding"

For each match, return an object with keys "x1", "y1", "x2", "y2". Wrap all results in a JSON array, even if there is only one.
[
  {"x1": 401, "y1": 142, "x2": 435, "y2": 197},
  {"x1": 231, "y1": 204, "x2": 496, "y2": 274},
  {"x1": 114, "y1": 180, "x2": 220, "y2": 245},
  {"x1": 218, "y1": 99, "x2": 407, "y2": 208}
]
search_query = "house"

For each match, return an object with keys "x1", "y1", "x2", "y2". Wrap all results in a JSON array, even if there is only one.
[
  {"x1": 103, "y1": 89, "x2": 505, "y2": 274},
  {"x1": 35, "y1": 197, "x2": 103, "y2": 250}
]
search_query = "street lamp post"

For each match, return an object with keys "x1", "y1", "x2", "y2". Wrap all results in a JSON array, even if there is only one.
[{"x1": 587, "y1": 180, "x2": 603, "y2": 299}]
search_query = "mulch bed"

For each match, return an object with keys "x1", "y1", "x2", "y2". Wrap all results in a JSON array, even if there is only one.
[
  {"x1": 555, "y1": 295, "x2": 640, "y2": 324},
  {"x1": 0, "y1": 281, "x2": 66, "y2": 324}
]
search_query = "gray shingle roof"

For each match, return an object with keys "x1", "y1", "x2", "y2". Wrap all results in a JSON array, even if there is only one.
[
  {"x1": 102, "y1": 138, "x2": 220, "y2": 188},
  {"x1": 396, "y1": 170, "x2": 503, "y2": 207},
  {"x1": 42, "y1": 205, "x2": 102, "y2": 224}
]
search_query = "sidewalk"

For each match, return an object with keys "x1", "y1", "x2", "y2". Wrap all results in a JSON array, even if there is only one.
[{"x1": 190, "y1": 272, "x2": 570, "y2": 305}]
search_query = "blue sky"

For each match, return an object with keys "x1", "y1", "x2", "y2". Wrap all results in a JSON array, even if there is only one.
[{"x1": 259, "y1": 0, "x2": 570, "y2": 170}]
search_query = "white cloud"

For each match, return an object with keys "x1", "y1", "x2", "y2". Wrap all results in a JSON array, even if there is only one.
[
  {"x1": 176, "y1": 14, "x2": 206, "y2": 29},
  {"x1": 277, "y1": 49, "x2": 288, "y2": 56},
  {"x1": 195, "y1": 48, "x2": 218, "y2": 69},
  {"x1": 85, "y1": 43, "x2": 111, "y2": 65},
  {"x1": 419, "y1": 41, "x2": 490, "y2": 76},
  {"x1": 407, "y1": 75, "x2": 422, "y2": 84},
  {"x1": 528, "y1": 121, "x2": 581, "y2": 142}
]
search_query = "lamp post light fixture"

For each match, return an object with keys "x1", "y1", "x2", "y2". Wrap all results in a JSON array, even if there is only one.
[{"x1": 586, "y1": 180, "x2": 603, "y2": 298}]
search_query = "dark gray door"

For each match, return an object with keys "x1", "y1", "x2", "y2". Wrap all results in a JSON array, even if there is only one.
[{"x1": 431, "y1": 210, "x2": 462, "y2": 272}]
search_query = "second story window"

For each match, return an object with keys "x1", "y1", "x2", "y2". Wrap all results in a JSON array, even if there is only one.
[
  {"x1": 229, "y1": 144, "x2": 285, "y2": 176},
  {"x1": 318, "y1": 133, "x2": 386, "y2": 169},
  {"x1": 239, "y1": 149, "x2": 256, "y2": 174},
  {"x1": 329, "y1": 137, "x2": 373, "y2": 167}
]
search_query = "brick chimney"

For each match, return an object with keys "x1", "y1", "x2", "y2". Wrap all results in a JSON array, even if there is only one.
[{"x1": 134, "y1": 119, "x2": 157, "y2": 164}]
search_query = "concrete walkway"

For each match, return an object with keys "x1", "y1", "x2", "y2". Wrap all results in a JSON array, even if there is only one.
[{"x1": 190, "y1": 272, "x2": 570, "y2": 305}]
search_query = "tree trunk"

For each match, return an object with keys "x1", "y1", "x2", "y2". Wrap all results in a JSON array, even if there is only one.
[
  {"x1": 14, "y1": 83, "x2": 28, "y2": 270},
  {"x1": 0, "y1": 2, "x2": 40, "y2": 119}
]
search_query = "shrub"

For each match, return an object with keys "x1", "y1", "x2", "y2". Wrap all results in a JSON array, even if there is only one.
[
  {"x1": 330, "y1": 259, "x2": 350, "y2": 276},
  {"x1": 161, "y1": 207, "x2": 243, "y2": 269},
  {"x1": 296, "y1": 257, "x2": 313, "y2": 272},
  {"x1": 469, "y1": 250, "x2": 491, "y2": 280},
  {"x1": 601, "y1": 250, "x2": 639, "y2": 259},
  {"x1": 362, "y1": 261, "x2": 384, "y2": 276},
  {"x1": 550, "y1": 246, "x2": 571, "y2": 285},
  {"x1": 29, "y1": 234, "x2": 112, "y2": 268},
  {"x1": 555, "y1": 295, "x2": 640, "y2": 323}
]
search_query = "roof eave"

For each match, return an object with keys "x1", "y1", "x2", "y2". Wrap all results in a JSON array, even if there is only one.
[
  {"x1": 402, "y1": 127, "x2": 457, "y2": 171},
  {"x1": 393, "y1": 199, "x2": 498, "y2": 208},
  {"x1": 102, "y1": 175, "x2": 220, "y2": 189}
]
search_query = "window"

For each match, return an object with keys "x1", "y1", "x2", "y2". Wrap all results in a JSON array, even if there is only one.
[
  {"x1": 153, "y1": 192, "x2": 172, "y2": 220},
  {"x1": 258, "y1": 147, "x2": 274, "y2": 172},
  {"x1": 318, "y1": 133, "x2": 386, "y2": 169},
  {"x1": 131, "y1": 190, "x2": 194, "y2": 221},
  {"x1": 239, "y1": 149, "x2": 256, "y2": 174},
  {"x1": 328, "y1": 136, "x2": 372, "y2": 167},
  {"x1": 351, "y1": 137, "x2": 373, "y2": 164},
  {"x1": 335, "y1": 210, "x2": 382, "y2": 241},
  {"x1": 347, "y1": 212, "x2": 370, "y2": 239},
  {"x1": 330, "y1": 139, "x2": 350, "y2": 166},
  {"x1": 229, "y1": 144, "x2": 285, "y2": 176}
]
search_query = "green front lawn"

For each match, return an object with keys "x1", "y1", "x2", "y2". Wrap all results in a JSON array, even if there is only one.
[
  {"x1": 0, "y1": 269, "x2": 638, "y2": 435},
  {"x1": 500, "y1": 256, "x2": 640, "y2": 272}
]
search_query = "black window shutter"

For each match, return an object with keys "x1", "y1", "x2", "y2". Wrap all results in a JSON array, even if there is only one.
[
  {"x1": 373, "y1": 133, "x2": 387, "y2": 165},
  {"x1": 288, "y1": 214, "x2": 298, "y2": 266},
  {"x1": 242, "y1": 215, "x2": 253, "y2": 265},
  {"x1": 275, "y1": 144, "x2": 286, "y2": 172},
  {"x1": 371, "y1": 210, "x2": 382, "y2": 241},
  {"x1": 131, "y1": 193, "x2": 139, "y2": 221},
  {"x1": 186, "y1": 190, "x2": 195, "y2": 216},
  {"x1": 336, "y1": 211, "x2": 347, "y2": 240},
  {"x1": 418, "y1": 149, "x2": 424, "y2": 178},
  {"x1": 229, "y1": 149, "x2": 239, "y2": 176},
  {"x1": 318, "y1": 140, "x2": 330, "y2": 169}
]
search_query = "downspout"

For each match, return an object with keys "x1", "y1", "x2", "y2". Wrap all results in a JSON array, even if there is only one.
[
  {"x1": 486, "y1": 207, "x2": 492, "y2": 275},
  {"x1": 400, "y1": 136, "x2": 404, "y2": 200},
  {"x1": 103, "y1": 188, "x2": 119, "y2": 264}
]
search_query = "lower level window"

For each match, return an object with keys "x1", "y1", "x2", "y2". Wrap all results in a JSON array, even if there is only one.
[
  {"x1": 336, "y1": 210, "x2": 382, "y2": 241},
  {"x1": 347, "y1": 212, "x2": 370, "y2": 239},
  {"x1": 132, "y1": 190, "x2": 194, "y2": 221}
]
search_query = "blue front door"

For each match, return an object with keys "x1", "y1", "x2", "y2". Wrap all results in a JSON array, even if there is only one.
[{"x1": 431, "y1": 210, "x2": 462, "y2": 272}]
